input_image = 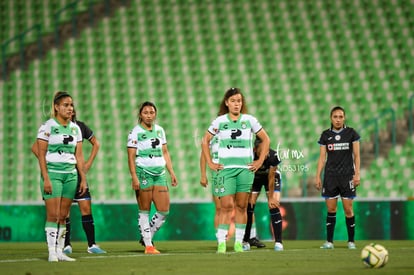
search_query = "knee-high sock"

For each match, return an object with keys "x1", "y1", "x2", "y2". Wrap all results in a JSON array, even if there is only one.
[
  {"x1": 64, "y1": 217, "x2": 71, "y2": 247},
  {"x1": 243, "y1": 203, "x2": 255, "y2": 241},
  {"x1": 269, "y1": 207, "x2": 282, "y2": 243},
  {"x1": 56, "y1": 224, "x2": 67, "y2": 256},
  {"x1": 82, "y1": 214, "x2": 95, "y2": 247},
  {"x1": 138, "y1": 211, "x2": 151, "y2": 246},
  {"x1": 326, "y1": 212, "x2": 336, "y2": 243},
  {"x1": 45, "y1": 222, "x2": 58, "y2": 254},
  {"x1": 346, "y1": 216, "x2": 355, "y2": 242},
  {"x1": 149, "y1": 211, "x2": 169, "y2": 237},
  {"x1": 216, "y1": 224, "x2": 229, "y2": 244},
  {"x1": 235, "y1": 224, "x2": 246, "y2": 243}
]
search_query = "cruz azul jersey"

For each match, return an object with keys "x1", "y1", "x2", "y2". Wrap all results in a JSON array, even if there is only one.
[
  {"x1": 37, "y1": 118, "x2": 82, "y2": 173},
  {"x1": 127, "y1": 124, "x2": 167, "y2": 176},
  {"x1": 208, "y1": 114, "x2": 262, "y2": 169},
  {"x1": 318, "y1": 126, "x2": 360, "y2": 176}
]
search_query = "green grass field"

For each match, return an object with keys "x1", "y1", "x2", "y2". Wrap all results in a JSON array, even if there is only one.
[{"x1": 0, "y1": 240, "x2": 413, "y2": 275}]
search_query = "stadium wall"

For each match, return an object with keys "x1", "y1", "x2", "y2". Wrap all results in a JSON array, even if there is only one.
[{"x1": 0, "y1": 200, "x2": 413, "y2": 242}]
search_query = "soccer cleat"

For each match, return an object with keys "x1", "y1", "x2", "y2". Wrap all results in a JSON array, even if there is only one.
[
  {"x1": 217, "y1": 242, "x2": 226, "y2": 254},
  {"x1": 57, "y1": 253, "x2": 76, "y2": 262},
  {"x1": 144, "y1": 246, "x2": 160, "y2": 254},
  {"x1": 274, "y1": 242, "x2": 284, "y2": 251},
  {"x1": 348, "y1": 242, "x2": 356, "y2": 249},
  {"x1": 87, "y1": 244, "x2": 107, "y2": 254},
  {"x1": 63, "y1": 245, "x2": 72, "y2": 254},
  {"x1": 320, "y1": 242, "x2": 334, "y2": 249},
  {"x1": 48, "y1": 252, "x2": 58, "y2": 262},
  {"x1": 248, "y1": 237, "x2": 266, "y2": 248},
  {"x1": 242, "y1": 241, "x2": 251, "y2": 251},
  {"x1": 234, "y1": 241, "x2": 244, "y2": 253}
]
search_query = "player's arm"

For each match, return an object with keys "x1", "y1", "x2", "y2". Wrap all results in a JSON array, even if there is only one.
[
  {"x1": 31, "y1": 141, "x2": 39, "y2": 158},
  {"x1": 75, "y1": 141, "x2": 87, "y2": 196},
  {"x1": 199, "y1": 150, "x2": 208, "y2": 187},
  {"x1": 84, "y1": 136, "x2": 100, "y2": 173},
  {"x1": 202, "y1": 132, "x2": 222, "y2": 171},
  {"x1": 37, "y1": 139, "x2": 52, "y2": 194},
  {"x1": 267, "y1": 165, "x2": 279, "y2": 208},
  {"x1": 315, "y1": 145, "x2": 327, "y2": 190},
  {"x1": 162, "y1": 143, "x2": 178, "y2": 187},
  {"x1": 250, "y1": 129, "x2": 270, "y2": 172},
  {"x1": 127, "y1": 147, "x2": 140, "y2": 190},
  {"x1": 352, "y1": 141, "x2": 361, "y2": 187}
]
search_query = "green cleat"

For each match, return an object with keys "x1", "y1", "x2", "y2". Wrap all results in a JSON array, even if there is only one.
[
  {"x1": 217, "y1": 242, "x2": 226, "y2": 254},
  {"x1": 234, "y1": 241, "x2": 244, "y2": 253}
]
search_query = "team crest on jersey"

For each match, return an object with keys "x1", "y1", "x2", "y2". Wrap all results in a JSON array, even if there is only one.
[
  {"x1": 335, "y1": 135, "x2": 341, "y2": 141},
  {"x1": 156, "y1": 130, "x2": 163, "y2": 138},
  {"x1": 241, "y1": 121, "x2": 247, "y2": 129},
  {"x1": 71, "y1": 127, "x2": 77, "y2": 135}
]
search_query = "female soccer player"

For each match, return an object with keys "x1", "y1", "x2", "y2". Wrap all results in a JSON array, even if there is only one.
[
  {"x1": 202, "y1": 87, "x2": 270, "y2": 253},
  {"x1": 315, "y1": 106, "x2": 361, "y2": 249},
  {"x1": 34, "y1": 91, "x2": 86, "y2": 262},
  {"x1": 127, "y1": 101, "x2": 178, "y2": 254},
  {"x1": 243, "y1": 137, "x2": 284, "y2": 251}
]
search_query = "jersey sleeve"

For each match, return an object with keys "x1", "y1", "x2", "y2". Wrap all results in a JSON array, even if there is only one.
[
  {"x1": 207, "y1": 118, "x2": 219, "y2": 135},
  {"x1": 74, "y1": 124, "x2": 82, "y2": 143},
  {"x1": 77, "y1": 120, "x2": 94, "y2": 140},
  {"x1": 159, "y1": 126, "x2": 167, "y2": 145},
  {"x1": 37, "y1": 122, "x2": 50, "y2": 141},
  {"x1": 317, "y1": 131, "x2": 327, "y2": 145},
  {"x1": 127, "y1": 127, "x2": 138, "y2": 148},
  {"x1": 269, "y1": 149, "x2": 281, "y2": 166},
  {"x1": 249, "y1": 115, "x2": 263, "y2": 134},
  {"x1": 352, "y1": 128, "x2": 361, "y2": 142}
]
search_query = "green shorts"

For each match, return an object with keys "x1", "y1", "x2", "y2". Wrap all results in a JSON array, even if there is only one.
[
  {"x1": 209, "y1": 170, "x2": 219, "y2": 194},
  {"x1": 213, "y1": 168, "x2": 254, "y2": 197},
  {"x1": 40, "y1": 171, "x2": 78, "y2": 200},
  {"x1": 137, "y1": 167, "x2": 168, "y2": 189}
]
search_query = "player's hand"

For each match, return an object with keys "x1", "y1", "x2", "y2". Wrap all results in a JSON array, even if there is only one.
[
  {"x1": 78, "y1": 180, "x2": 87, "y2": 196},
  {"x1": 43, "y1": 179, "x2": 53, "y2": 195},
  {"x1": 208, "y1": 162, "x2": 223, "y2": 172},
  {"x1": 315, "y1": 177, "x2": 322, "y2": 190},
  {"x1": 170, "y1": 174, "x2": 178, "y2": 187},
  {"x1": 131, "y1": 178, "x2": 140, "y2": 191},
  {"x1": 248, "y1": 160, "x2": 262, "y2": 172},
  {"x1": 200, "y1": 176, "x2": 208, "y2": 187},
  {"x1": 268, "y1": 196, "x2": 280, "y2": 208},
  {"x1": 353, "y1": 174, "x2": 360, "y2": 187}
]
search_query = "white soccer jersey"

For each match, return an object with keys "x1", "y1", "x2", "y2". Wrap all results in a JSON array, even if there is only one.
[
  {"x1": 210, "y1": 135, "x2": 219, "y2": 164},
  {"x1": 207, "y1": 114, "x2": 262, "y2": 169},
  {"x1": 37, "y1": 118, "x2": 82, "y2": 173},
  {"x1": 127, "y1": 124, "x2": 167, "y2": 176}
]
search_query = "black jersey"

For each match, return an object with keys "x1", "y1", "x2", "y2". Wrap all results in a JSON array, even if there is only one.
[
  {"x1": 254, "y1": 148, "x2": 281, "y2": 181},
  {"x1": 318, "y1": 126, "x2": 360, "y2": 176},
  {"x1": 75, "y1": 120, "x2": 94, "y2": 141}
]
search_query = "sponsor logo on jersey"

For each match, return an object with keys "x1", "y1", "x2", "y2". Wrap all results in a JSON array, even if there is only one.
[{"x1": 327, "y1": 142, "x2": 350, "y2": 151}]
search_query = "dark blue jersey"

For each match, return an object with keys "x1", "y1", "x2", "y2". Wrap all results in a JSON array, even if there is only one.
[{"x1": 318, "y1": 126, "x2": 360, "y2": 176}]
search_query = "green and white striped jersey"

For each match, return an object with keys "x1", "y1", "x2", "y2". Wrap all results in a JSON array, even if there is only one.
[
  {"x1": 37, "y1": 118, "x2": 82, "y2": 173},
  {"x1": 127, "y1": 124, "x2": 167, "y2": 176},
  {"x1": 210, "y1": 135, "x2": 219, "y2": 164},
  {"x1": 207, "y1": 114, "x2": 262, "y2": 169}
]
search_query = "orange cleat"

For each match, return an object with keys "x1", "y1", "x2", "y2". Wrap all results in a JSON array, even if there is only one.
[{"x1": 145, "y1": 246, "x2": 160, "y2": 254}]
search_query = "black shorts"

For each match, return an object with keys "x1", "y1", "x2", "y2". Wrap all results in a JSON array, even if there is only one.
[
  {"x1": 251, "y1": 171, "x2": 282, "y2": 193},
  {"x1": 73, "y1": 171, "x2": 91, "y2": 202},
  {"x1": 322, "y1": 174, "x2": 356, "y2": 199}
]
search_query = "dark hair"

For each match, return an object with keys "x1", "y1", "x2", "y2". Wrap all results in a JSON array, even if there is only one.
[
  {"x1": 218, "y1": 87, "x2": 248, "y2": 116},
  {"x1": 330, "y1": 106, "x2": 345, "y2": 116},
  {"x1": 138, "y1": 101, "x2": 157, "y2": 123}
]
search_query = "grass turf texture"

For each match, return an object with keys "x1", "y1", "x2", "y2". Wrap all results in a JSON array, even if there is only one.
[{"x1": 0, "y1": 240, "x2": 413, "y2": 275}]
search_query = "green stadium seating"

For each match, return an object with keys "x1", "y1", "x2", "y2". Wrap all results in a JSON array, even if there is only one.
[{"x1": 0, "y1": 0, "x2": 413, "y2": 202}]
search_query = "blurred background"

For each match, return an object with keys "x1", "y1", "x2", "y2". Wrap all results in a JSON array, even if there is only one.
[{"x1": 1, "y1": 0, "x2": 413, "y2": 205}]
